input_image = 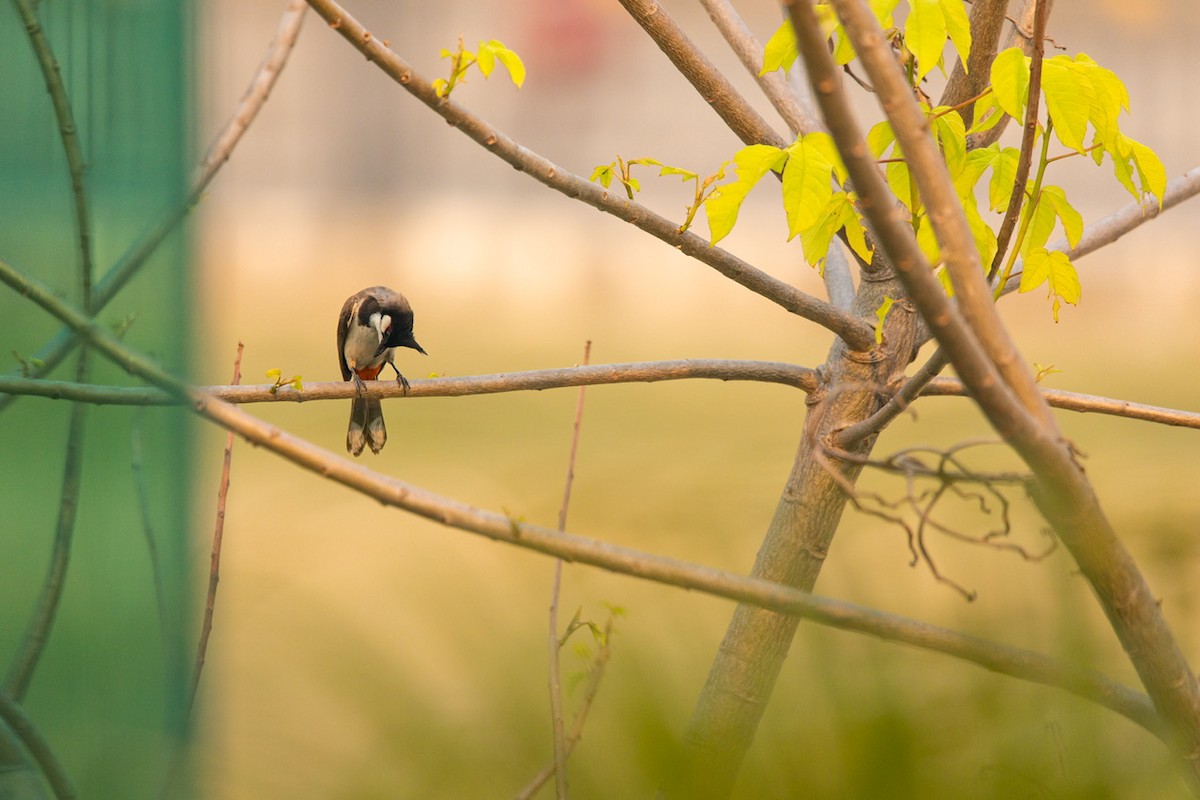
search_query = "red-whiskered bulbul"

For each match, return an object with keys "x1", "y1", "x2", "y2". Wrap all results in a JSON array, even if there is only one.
[{"x1": 336, "y1": 286, "x2": 426, "y2": 456}]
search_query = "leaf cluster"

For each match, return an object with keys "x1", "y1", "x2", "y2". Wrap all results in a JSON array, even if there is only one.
[{"x1": 433, "y1": 36, "x2": 525, "y2": 99}]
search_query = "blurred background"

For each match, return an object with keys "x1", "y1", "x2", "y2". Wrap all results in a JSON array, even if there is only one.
[{"x1": 5, "y1": 0, "x2": 1200, "y2": 797}]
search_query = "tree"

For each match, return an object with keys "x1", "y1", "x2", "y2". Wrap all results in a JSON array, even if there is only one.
[{"x1": 2, "y1": 0, "x2": 1199, "y2": 798}]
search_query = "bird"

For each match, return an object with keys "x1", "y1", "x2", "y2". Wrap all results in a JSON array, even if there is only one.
[{"x1": 336, "y1": 286, "x2": 426, "y2": 456}]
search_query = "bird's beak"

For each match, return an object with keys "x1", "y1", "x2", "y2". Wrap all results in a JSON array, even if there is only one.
[{"x1": 407, "y1": 336, "x2": 428, "y2": 356}]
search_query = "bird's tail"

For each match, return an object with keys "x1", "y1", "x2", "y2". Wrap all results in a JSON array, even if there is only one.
[{"x1": 347, "y1": 396, "x2": 387, "y2": 456}]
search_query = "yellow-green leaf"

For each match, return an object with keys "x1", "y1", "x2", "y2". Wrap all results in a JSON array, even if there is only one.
[
  {"x1": 915, "y1": 214, "x2": 941, "y2": 266},
  {"x1": 886, "y1": 159, "x2": 919, "y2": 215},
  {"x1": 838, "y1": 195, "x2": 873, "y2": 265},
  {"x1": 590, "y1": 164, "x2": 615, "y2": 187},
  {"x1": 867, "y1": 120, "x2": 896, "y2": 159},
  {"x1": 939, "y1": 0, "x2": 972, "y2": 74},
  {"x1": 989, "y1": 47, "x2": 1029, "y2": 122},
  {"x1": 705, "y1": 144, "x2": 786, "y2": 244},
  {"x1": 1040, "y1": 185, "x2": 1084, "y2": 249},
  {"x1": 1126, "y1": 135, "x2": 1167, "y2": 206},
  {"x1": 1020, "y1": 246, "x2": 1080, "y2": 322},
  {"x1": 799, "y1": 212, "x2": 839, "y2": 270},
  {"x1": 782, "y1": 137, "x2": 835, "y2": 239},
  {"x1": 761, "y1": 20, "x2": 799, "y2": 75},
  {"x1": 931, "y1": 107, "x2": 967, "y2": 177},
  {"x1": 477, "y1": 40, "x2": 526, "y2": 87},
  {"x1": 905, "y1": 0, "x2": 947, "y2": 82},
  {"x1": 987, "y1": 146, "x2": 1020, "y2": 211},
  {"x1": 874, "y1": 296, "x2": 896, "y2": 344},
  {"x1": 1043, "y1": 56, "x2": 1093, "y2": 152}
]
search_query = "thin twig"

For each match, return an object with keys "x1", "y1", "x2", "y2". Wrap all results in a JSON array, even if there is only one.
[
  {"x1": 549, "y1": 341, "x2": 591, "y2": 798},
  {"x1": 189, "y1": 342, "x2": 244, "y2": 713},
  {"x1": 302, "y1": 0, "x2": 876, "y2": 352},
  {"x1": 5, "y1": 0, "x2": 99, "y2": 706},
  {"x1": 0, "y1": 691, "x2": 77, "y2": 800},
  {"x1": 987, "y1": 0, "x2": 1048, "y2": 283},
  {"x1": 0, "y1": 256, "x2": 1166, "y2": 741},
  {"x1": 131, "y1": 408, "x2": 170, "y2": 646},
  {"x1": 0, "y1": 0, "x2": 308, "y2": 412},
  {"x1": 516, "y1": 617, "x2": 615, "y2": 800},
  {"x1": 11, "y1": 0, "x2": 94, "y2": 307},
  {"x1": 4, "y1": 354, "x2": 89, "y2": 702}
]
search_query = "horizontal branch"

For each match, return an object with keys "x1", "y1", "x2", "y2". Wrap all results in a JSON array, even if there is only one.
[
  {"x1": 0, "y1": 254, "x2": 1162, "y2": 741},
  {"x1": 303, "y1": 0, "x2": 876, "y2": 352},
  {"x1": 2, "y1": 359, "x2": 1197, "y2": 431},
  {"x1": 0, "y1": 360, "x2": 817, "y2": 405}
]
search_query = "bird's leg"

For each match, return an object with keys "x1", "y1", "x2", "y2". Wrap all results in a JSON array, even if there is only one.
[{"x1": 384, "y1": 362, "x2": 411, "y2": 395}]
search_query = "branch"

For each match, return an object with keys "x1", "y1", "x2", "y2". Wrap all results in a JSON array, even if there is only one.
[
  {"x1": 302, "y1": 0, "x2": 876, "y2": 352},
  {"x1": 831, "y1": 0, "x2": 1055, "y2": 430},
  {"x1": 699, "y1": 0, "x2": 821, "y2": 137},
  {"x1": 5, "y1": 360, "x2": 1200, "y2": 432},
  {"x1": 0, "y1": 0, "x2": 309, "y2": 412},
  {"x1": 617, "y1": 0, "x2": 788, "y2": 148},
  {"x1": 784, "y1": 0, "x2": 1035, "y2": 446},
  {"x1": 987, "y1": 0, "x2": 1047, "y2": 283},
  {"x1": 189, "y1": 344, "x2": 244, "y2": 714},
  {"x1": 0, "y1": 692, "x2": 76, "y2": 800},
  {"x1": 938, "y1": 0, "x2": 1009, "y2": 125},
  {"x1": 548, "y1": 341, "x2": 591, "y2": 799},
  {"x1": 0, "y1": 254, "x2": 1165, "y2": 743},
  {"x1": 6, "y1": 0, "x2": 97, "y2": 703},
  {"x1": 814, "y1": 1, "x2": 1200, "y2": 777},
  {"x1": 12, "y1": 0, "x2": 93, "y2": 308},
  {"x1": 0, "y1": 359, "x2": 818, "y2": 406}
]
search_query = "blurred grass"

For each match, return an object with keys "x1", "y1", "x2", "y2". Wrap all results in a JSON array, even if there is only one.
[{"x1": 188, "y1": 198, "x2": 1199, "y2": 798}]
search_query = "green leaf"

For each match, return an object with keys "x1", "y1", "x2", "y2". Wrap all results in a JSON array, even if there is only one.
[
  {"x1": 905, "y1": 0, "x2": 947, "y2": 82},
  {"x1": 989, "y1": 47, "x2": 1029, "y2": 122},
  {"x1": 1020, "y1": 247, "x2": 1080, "y2": 322},
  {"x1": 705, "y1": 144, "x2": 786, "y2": 244},
  {"x1": 874, "y1": 296, "x2": 896, "y2": 344},
  {"x1": 1043, "y1": 56, "x2": 1093, "y2": 152},
  {"x1": 432, "y1": 78, "x2": 449, "y2": 98},
  {"x1": 265, "y1": 368, "x2": 281, "y2": 381},
  {"x1": 761, "y1": 20, "x2": 799, "y2": 75}
]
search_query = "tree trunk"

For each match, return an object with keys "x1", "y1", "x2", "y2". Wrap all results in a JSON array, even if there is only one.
[{"x1": 666, "y1": 265, "x2": 918, "y2": 797}]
